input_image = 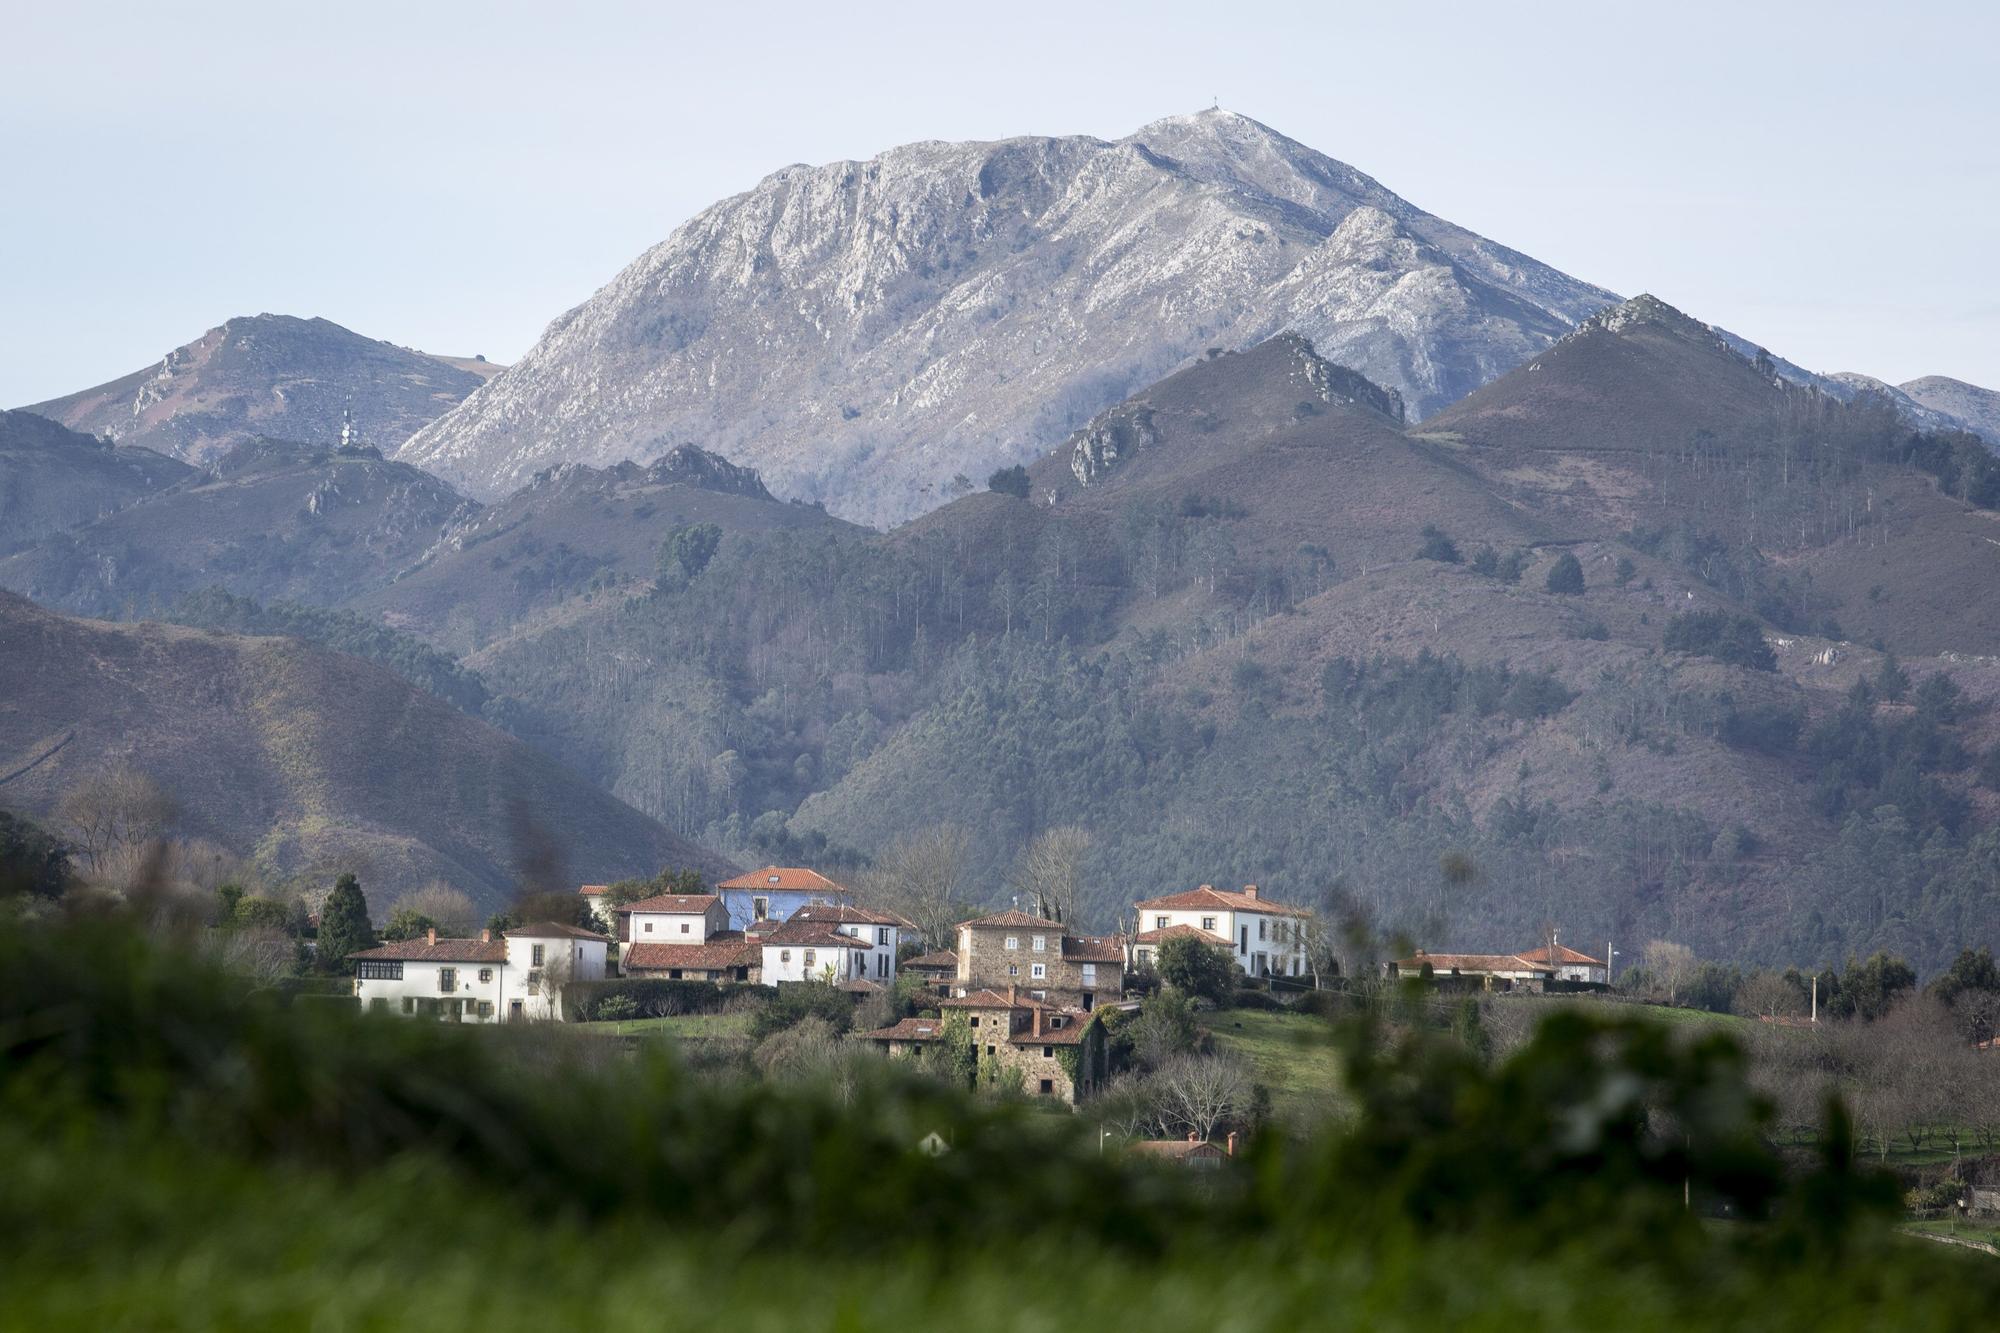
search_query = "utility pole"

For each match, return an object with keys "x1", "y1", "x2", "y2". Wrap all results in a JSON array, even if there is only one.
[{"x1": 1811, "y1": 974, "x2": 1818, "y2": 1024}]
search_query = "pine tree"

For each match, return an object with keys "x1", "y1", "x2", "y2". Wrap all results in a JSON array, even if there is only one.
[
  {"x1": 317, "y1": 873, "x2": 375, "y2": 972},
  {"x1": 1545, "y1": 551, "x2": 1585, "y2": 595}
]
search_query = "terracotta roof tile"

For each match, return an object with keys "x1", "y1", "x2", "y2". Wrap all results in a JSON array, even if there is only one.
[
  {"x1": 859, "y1": 1018, "x2": 945, "y2": 1042},
  {"x1": 761, "y1": 919, "x2": 871, "y2": 948},
  {"x1": 1516, "y1": 943, "x2": 1606, "y2": 967},
  {"x1": 622, "y1": 934, "x2": 755, "y2": 972},
  {"x1": 1133, "y1": 924, "x2": 1220, "y2": 946},
  {"x1": 1395, "y1": 951, "x2": 1550, "y2": 974},
  {"x1": 618, "y1": 894, "x2": 721, "y2": 916},
  {"x1": 507, "y1": 920, "x2": 611, "y2": 942},
  {"x1": 716, "y1": 866, "x2": 852, "y2": 895},
  {"x1": 1061, "y1": 934, "x2": 1126, "y2": 963},
  {"x1": 1128, "y1": 1139, "x2": 1225, "y2": 1159},
  {"x1": 902, "y1": 950, "x2": 959, "y2": 971},
  {"x1": 790, "y1": 902, "x2": 917, "y2": 930},
  {"x1": 1134, "y1": 885, "x2": 1311, "y2": 916},
  {"x1": 959, "y1": 909, "x2": 1060, "y2": 930},
  {"x1": 351, "y1": 937, "x2": 506, "y2": 964}
]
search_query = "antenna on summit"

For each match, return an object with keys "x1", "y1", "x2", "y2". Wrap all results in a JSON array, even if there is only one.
[{"x1": 339, "y1": 404, "x2": 358, "y2": 450}]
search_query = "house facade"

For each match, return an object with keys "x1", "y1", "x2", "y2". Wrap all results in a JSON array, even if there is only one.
[
  {"x1": 758, "y1": 917, "x2": 875, "y2": 985},
  {"x1": 1515, "y1": 941, "x2": 1609, "y2": 985},
  {"x1": 953, "y1": 910, "x2": 1124, "y2": 1010},
  {"x1": 1387, "y1": 950, "x2": 1556, "y2": 991},
  {"x1": 621, "y1": 893, "x2": 731, "y2": 946},
  {"x1": 622, "y1": 933, "x2": 756, "y2": 982},
  {"x1": 352, "y1": 922, "x2": 609, "y2": 1022},
  {"x1": 860, "y1": 986, "x2": 1107, "y2": 1104},
  {"x1": 713, "y1": 866, "x2": 854, "y2": 930},
  {"x1": 1131, "y1": 885, "x2": 1310, "y2": 978},
  {"x1": 788, "y1": 903, "x2": 906, "y2": 984}
]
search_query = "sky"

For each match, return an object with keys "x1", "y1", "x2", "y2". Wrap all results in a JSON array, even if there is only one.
[{"x1": 3, "y1": 0, "x2": 1995, "y2": 407}]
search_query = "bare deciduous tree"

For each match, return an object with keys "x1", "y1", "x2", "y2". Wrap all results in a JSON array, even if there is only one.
[
  {"x1": 57, "y1": 765, "x2": 178, "y2": 874},
  {"x1": 861, "y1": 823, "x2": 973, "y2": 949},
  {"x1": 1736, "y1": 970, "x2": 1806, "y2": 1021},
  {"x1": 1010, "y1": 825, "x2": 1091, "y2": 924},
  {"x1": 1150, "y1": 1052, "x2": 1252, "y2": 1142},
  {"x1": 389, "y1": 881, "x2": 480, "y2": 937},
  {"x1": 1642, "y1": 940, "x2": 1697, "y2": 1005},
  {"x1": 204, "y1": 926, "x2": 296, "y2": 987}
]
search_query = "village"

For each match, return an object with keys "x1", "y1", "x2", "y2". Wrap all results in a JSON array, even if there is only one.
[{"x1": 346, "y1": 866, "x2": 1615, "y2": 1154}]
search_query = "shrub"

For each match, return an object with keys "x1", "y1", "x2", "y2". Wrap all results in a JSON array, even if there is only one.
[
  {"x1": 987, "y1": 465, "x2": 1031, "y2": 498},
  {"x1": 1154, "y1": 933, "x2": 1237, "y2": 1004},
  {"x1": 1663, "y1": 611, "x2": 1777, "y2": 672},
  {"x1": 1416, "y1": 526, "x2": 1462, "y2": 564},
  {"x1": 1545, "y1": 552, "x2": 1585, "y2": 595}
]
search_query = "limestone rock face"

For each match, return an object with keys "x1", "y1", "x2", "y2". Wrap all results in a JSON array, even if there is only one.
[{"x1": 399, "y1": 111, "x2": 1619, "y2": 525}]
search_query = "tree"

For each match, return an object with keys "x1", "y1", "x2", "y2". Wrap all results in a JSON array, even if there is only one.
[
  {"x1": 1545, "y1": 552, "x2": 1585, "y2": 595},
  {"x1": 1838, "y1": 951, "x2": 1917, "y2": 1021},
  {"x1": 1149, "y1": 1052, "x2": 1252, "y2": 1141},
  {"x1": 387, "y1": 882, "x2": 479, "y2": 937},
  {"x1": 1874, "y1": 651, "x2": 1910, "y2": 703},
  {"x1": 1641, "y1": 940, "x2": 1696, "y2": 1005},
  {"x1": 0, "y1": 809, "x2": 70, "y2": 900},
  {"x1": 987, "y1": 465, "x2": 1031, "y2": 499},
  {"x1": 1735, "y1": 970, "x2": 1806, "y2": 1021},
  {"x1": 1128, "y1": 991, "x2": 1200, "y2": 1069},
  {"x1": 1153, "y1": 933, "x2": 1236, "y2": 1005},
  {"x1": 1614, "y1": 556, "x2": 1637, "y2": 587},
  {"x1": 56, "y1": 764, "x2": 178, "y2": 874},
  {"x1": 860, "y1": 824, "x2": 972, "y2": 950},
  {"x1": 380, "y1": 907, "x2": 437, "y2": 941},
  {"x1": 232, "y1": 897, "x2": 295, "y2": 933},
  {"x1": 1416, "y1": 525, "x2": 1461, "y2": 564},
  {"x1": 1932, "y1": 947, "x2": 2000, "y2": 1044},
  {"x1": 1010, "y1": 826, "x2": 1090, "y2": 924},
  {"x1": 317, "y1": 873, "x2": 374, "y2": 972},
  {"x1": 656, "y1": 522, "x2": 722, "y2": 586}
]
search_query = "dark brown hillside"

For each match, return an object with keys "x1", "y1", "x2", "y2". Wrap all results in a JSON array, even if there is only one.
[
  {"x1": 0, "y1": 592, "x2": 733, "y2": 913},
  {"x1": 1024, "y1": 334, "x2": 1550, "y2": 573},
  {"x1": 0, "y1": 439, "x2": 474, "y2": 619},
  {"x1": 0, "y1": 409, "x2": 194, "y2": 554},
  {"x1": 359, "y1": 446, "x2": 857, "y2": 650}
]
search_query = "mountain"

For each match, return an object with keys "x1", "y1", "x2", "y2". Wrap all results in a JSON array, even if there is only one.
[
  {"x1": 0, "y1": 591, "x2": 733, "y2": 915},
  {"x1": 0, "y1": 409, "x2": 193, "y2": 555},
  {"x1": 22, "y1": 315, "x2": 489, "y2": 467},
  {"x1": 0, "y1": 436, "x2": 476, "y2": 619},
  {"x1": 1900, "y1": 375, "x2": 2000, "y2": 444},
  {"x1": 398, "y1": 110, "x2": 1617, "y2": 525},
  {"x1": 357, "y1": 444, "x2": 858, "y2": 651}
]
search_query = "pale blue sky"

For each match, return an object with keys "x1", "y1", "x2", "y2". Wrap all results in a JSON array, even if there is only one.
[{"x1": 3, "y1": 0, "x2": 1994, "y2": 407}]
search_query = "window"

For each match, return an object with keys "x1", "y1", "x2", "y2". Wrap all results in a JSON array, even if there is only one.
[
  {"x1": 1259, "y1": 918, "x2": 1267, "y2": 941},
  {"x1": 644, "y1": 921, "x2": 654, "y2": 933},
  {"x1": 438, "y1": 967, "x2": 456, "y2": 992},
  {"x1": 985, "y1": 1045, "x2": 996, "y2": 1057},
  {"x1": 804, "y1": 949, "x2": 816, "y2": 969},
  {"x1": 1030, "y1": 963, "x2": 1047, "y2": 979},
  {"x1": 1201, "y1": 916, "x2": 1216, "y2": 932},
  {"x1": 1154, "y1": 916, "x2": 1168, "y2": 930},
  {"x1": 1042, "y1": 1046, "x2": 1054, "y2": 1058},
  {"x1": 877, "y1": 954, "x2": 889, "y2": 978},
  {"x1": 1038, "y1": 1079, "x2": 1054, "y2": 1095},
  {"x1": 476, "y1": 1001, "x2": 493, "y2": 1019},
  {"x1": 753, "y1": 897, "x2": 769, "y2": 920},
  {"x1": 1004, "y1": 936, "x2": 1018, "y2": 950},
  {"x1": 1030, "y1": 990, "x2": 1046, "y2": 1001},
  {"x1": 780, "y1": 949, "x2": 792, "y2": 964},
  {"x1": 1240, "y1": 926, "x2": 1249, "y2": 953},
  {"x1": 368, "y1": 998, "x2": 388, "y2": 1012},
  {"x1": 1007, "y1": 964, "x2": 1019, "y2": 977},
  {"x1": 357, "y1": 960, "x2": 402, "y2": 980},
  {"x1": 680, "y1": 922, "x2": 691, "y2": 934},
  {"x1": 531, "y1": 944, "x2": 546, "y2": 966},
  {"x1": 1081, "y1": 964, "x2": 1096, "y2": 985},
  {"x1": 969, "y1": 1016, "x2": 980, "y2": 1028},
  {"x1": 402, "y1": 997, "x2": 415, "y2": 1014},
  {"x1": 877, "y1": 928, "x2": 889, "y2": 945},
  {"x1": 478, "y1": 968, "x2": 493, "y2": 983},
  {"x1": 1031, "y1": 935, "x2": 1046, "y2": 952},
  {"x1": 508, "y1": 1000, "x2": 523, "y2": 1021}
]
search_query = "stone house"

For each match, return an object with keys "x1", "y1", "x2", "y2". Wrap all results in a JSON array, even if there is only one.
[
  {"x1": 1131, "y1": 885, "x2": 1311, "y2": 978},
  {"x1": 954, "y1": 909, "x2": 1124, "y2": 1010},
  {"x1": 860, "y1": 986, "x2": 1107, "y2": 1104}
]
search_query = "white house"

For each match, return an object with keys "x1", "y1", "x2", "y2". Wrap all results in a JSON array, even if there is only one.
[
  {"x1": 352, "y1": 922, "x2": 609, "y2": 1022},
  {"x1": 757, "y1": 916, "x2": 874, "y2": 985},
  {"x1": 621, "y1": 892, "x2": 731, "y2": 946},
  {"x1": 787, "y1": 902, "x2": 908, "y2": 984},
  {"x1": 1130, "y1": 884, "x2": 1311, "y2": 978},
  {"x1": 1515, "y1": 941, "x2": 1610, "y2": 985}
]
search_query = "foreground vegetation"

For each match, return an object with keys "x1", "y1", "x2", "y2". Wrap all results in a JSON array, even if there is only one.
[{"x1": 6, "y1": 908, "x2": 1997, "y2": 1329}]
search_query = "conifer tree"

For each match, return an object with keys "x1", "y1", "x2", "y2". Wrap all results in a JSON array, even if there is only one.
[{"x1": 317, "y1": 873, "x2": 375, "y2": 972}]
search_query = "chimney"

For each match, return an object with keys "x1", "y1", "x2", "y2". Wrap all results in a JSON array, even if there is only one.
[
  {"x1": 1198, "y1": 883, "x2": 1214, "y2": 893},
  {"x1": 1226, "y1": 1131, "x2": 1239, "y2": 1157},
  {"x1": 1242, "y1": 885, "x2": 1259, "y2": 900},
  {"x1": 1008, "y1": 984, "x2": 1018, "y2": 1006},
  {"x1": 426, "y1": 927, "x2": 437, "y2": 946},
  {"x1": 480, "y1": 929, "x2": 491, "y2": 943},
  {"x1": 1033, "y1": 1006, "x2": 1044, "y2": 1038}
]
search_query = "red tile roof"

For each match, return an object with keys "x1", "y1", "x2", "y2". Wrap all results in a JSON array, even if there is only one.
[
  {"x1": 716, "y1": 866, "x2": 852, "y2": 894},
  {"x1": 1516, "y1": 943, "x2": 1606, "y2": 967},
  {"x1": 789, "y1": 902, "x2": 917, "y2": 930},
  {"x1": 578, "y1": 884, "x2": 609, "y2": 895},
  {"x1": 507, "y1": 921, "x2": 611, "y2": 941},
  {"x1": 351, "y1": 937, "x2": 506, "y2": 964},
  {"x1": 940, "y1": 989, "x2": 1046, "y2": 1009},
  {"x1": 619, "y1": 894, "x2": 721, "y2": 916},
  {"x1": 760, "y1": 919, "x2": 871, "y2": 949},
  {"x1": 1134, "y1": 885, "x2": 1311, "y2": 916},
  {"x1": 1133, "y1": 924, "x2": 1220, "y2": 946},
  {"x1": 622, "y1": 934, "x2": 755, "y2": 972},
  {"x1": 959, "y1": 909, "x2": 1061, "y2": 930},
  {"x1": 1008, "y1": 1017, "x2": 1091, "y2": 1046},
  {"x1": 1061, "y1": 934, "x2": 1126, "y2": 963},
  {"x1": 1394, "y1": 951, "x2": 1551, "y2": 975},
  {"x1": 902, "y1": 950, "x2": 959, "y2": 971}
]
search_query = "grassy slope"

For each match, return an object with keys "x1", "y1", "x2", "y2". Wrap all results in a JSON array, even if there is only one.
[{"x1": 1207, "y1": 1008, "x2": 1345, "y2": 1123}]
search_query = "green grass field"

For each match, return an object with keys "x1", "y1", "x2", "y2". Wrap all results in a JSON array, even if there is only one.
[
  {"x1": 1206, "y1": 1008, "x2": 1346, "y2": 1122},
  {"x1": 574, "y1": 1010, "x2": 754, "y2": 1040}
]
